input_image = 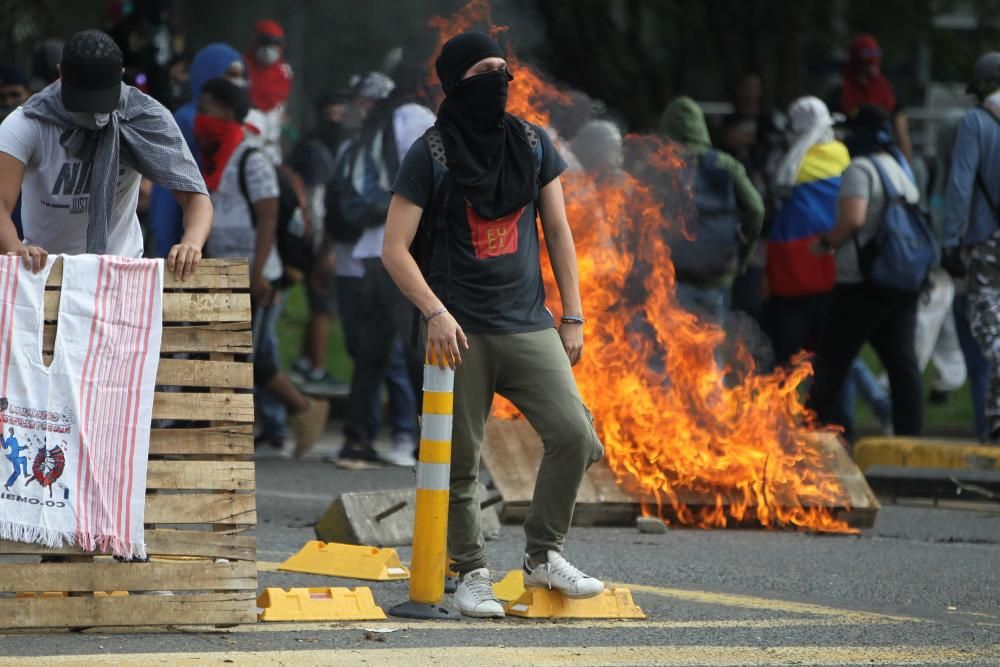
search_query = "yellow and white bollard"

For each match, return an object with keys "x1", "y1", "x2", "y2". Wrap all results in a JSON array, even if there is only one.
[{"x1": 389, "y1": 360, "x2": 459, "y2": 619}]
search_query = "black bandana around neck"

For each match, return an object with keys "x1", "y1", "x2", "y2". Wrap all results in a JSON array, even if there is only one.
[{"x1": 434, "y1": 31, "x2": 537, "y2": 220}]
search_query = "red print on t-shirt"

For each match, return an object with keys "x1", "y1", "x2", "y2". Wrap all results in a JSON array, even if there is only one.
[{"x1": 467, "y1": 206, "x2": 524, "y2": 259}]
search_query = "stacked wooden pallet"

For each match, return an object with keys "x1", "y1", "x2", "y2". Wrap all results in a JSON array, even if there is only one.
[{"x1": 0, "y1": 258, "x2": 257, "y2": 629}]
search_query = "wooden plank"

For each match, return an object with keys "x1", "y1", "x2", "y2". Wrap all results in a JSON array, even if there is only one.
[
  {"x1": 0, "y1": 561, "x2": 256, "y2": 593},
  {"x1": 154, "y1": 358, "x2": 252, "y2": 389},
  {"x1": 44, "y1": 291, "x2": 251, "y2": 323},
  {"x1": 144, "y1": 493, "x2": 255, "y2": 525},
  {"x1": 0, "y1": 592, "x2": 257, "y2": 629},
  {"x1": 149, "y1": 425, "x2": 253, "y2": 456},
  {"x1": 484, "y1": 417, "x2": 880, "y2": 530},
  {"x1": 145, "y1": 461, "x2": 255, "y2": 491},
  {"x1": 0, "y1": 531, "x2": 256, "y2": 560},
  {"x1": 46, "y1": 258, "x2": 250, "y2": 291},
  {"x1": 151, "y1": 392, "x2": 254, "y2": 422},
  {"x1": 43, "y1": 323, "x2": 253, "y2": 355}
]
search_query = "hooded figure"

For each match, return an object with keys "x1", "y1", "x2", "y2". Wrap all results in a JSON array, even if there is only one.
[
  {"x1": 840, "y1": 34, "x2": 895, "y2": 116},
  {"x1": 175, "y1": 43, "x2": 246, "y2": 156},
  {"x1": 764, "y1": 96, "x2": 850, "y2": 363},
  {"x1": 659, "y1": 96, "x2": 764, "y2": 304},
  {"x1": 246, "y1": 19, "x2": 293, "y2": 113},
  {"x1": 149, "y1": 43, "x2": 244, "y2": 257}
]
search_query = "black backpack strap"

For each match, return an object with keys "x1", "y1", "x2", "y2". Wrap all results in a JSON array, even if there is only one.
[
  {"x1": 237, "y1": 146, "x2": 259, "y2": 228},
  {"x1": 426, "y1": 126, "x2": 447, "y2": 169},
  {"x1": 516, "y1": 118, "x2": 542, "y2": 181}
]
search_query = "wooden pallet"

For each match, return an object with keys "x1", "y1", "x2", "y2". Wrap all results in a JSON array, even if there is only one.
[
  {"x1": 482, "y1": 417, "x2": 880, "y2": 530},
  {"x1": 0, "y1": 258, "x2": 256, "y2": 629}
]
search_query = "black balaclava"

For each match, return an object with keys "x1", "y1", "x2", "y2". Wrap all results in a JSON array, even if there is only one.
[{"x1": 435, "y1": 31, "x2": 537, "y2": 220}]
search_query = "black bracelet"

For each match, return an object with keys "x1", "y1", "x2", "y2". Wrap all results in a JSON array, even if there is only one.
[
  {"x1": 560, "y1": 315, "x2": 586, "y2": 325},
  {"x1": 423, "y1": 307, "x2": 448, "y2": 323}
]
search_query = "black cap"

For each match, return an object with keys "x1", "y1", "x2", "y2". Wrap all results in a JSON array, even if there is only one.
[
  {"x1": 968, "y1": 52, "x2": 1000, "y2": 95},
  {"x1": 60, "y1": 30, "x2": 123, "y2": 113}
]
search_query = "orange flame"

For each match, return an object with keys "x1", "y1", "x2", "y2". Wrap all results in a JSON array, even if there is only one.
[{"x1": 428, "y1": 2, "x2": 854, "y2": 533}]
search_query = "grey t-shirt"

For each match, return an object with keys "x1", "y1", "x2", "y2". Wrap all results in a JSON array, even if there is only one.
[{"x1": 836, "y1": 153, "x2": 920, "y2": 283}]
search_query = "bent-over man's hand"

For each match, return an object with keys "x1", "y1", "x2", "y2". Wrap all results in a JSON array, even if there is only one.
[
  {"x1": 166, "y1": 242, "x2": 202, "y2": 282},
  {"x1": 7, "y1": 244, "x2": 47, "y2": 273},
  {"x1": 558, "y1": 322, "x2": 584, "y2": 366},
  {"x1": 427, "y1": 312, "x2": 469, "y2": 370}
]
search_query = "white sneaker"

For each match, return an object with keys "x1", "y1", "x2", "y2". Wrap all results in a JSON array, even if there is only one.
[
  {"x1": 382, "y1": 434, "x2": 417, "y2": 467},
  {"x1": 454, "y1": 568, "x2": 505, "y2": 618},
  {"x1": 523, "y1": 550, "x2": 605, "y2": 599}
]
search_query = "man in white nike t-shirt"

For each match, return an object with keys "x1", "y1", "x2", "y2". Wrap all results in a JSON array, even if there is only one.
[{"x1": 0, "y1": 30, "x2": 212, "y2": 280}]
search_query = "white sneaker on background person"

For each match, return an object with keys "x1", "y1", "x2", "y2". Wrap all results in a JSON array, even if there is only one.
[
  {"x1": 454, "y1": 568, "x2": 505, "y2": 618},
  {"x1": 523, "y1": 550, "x2": 605, "y2": 598},
  {"x1": 382, "y1": 433, "x2": 417, "y2": 467}
]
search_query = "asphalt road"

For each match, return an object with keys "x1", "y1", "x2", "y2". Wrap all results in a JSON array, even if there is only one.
[{"x1": 3, "y1": 429, "x2": 999, "y2": 666}]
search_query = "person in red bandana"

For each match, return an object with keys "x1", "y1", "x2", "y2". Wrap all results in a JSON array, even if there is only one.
[
  {"x1": 831, "y1": 33, "x2": 913, "y2": 162},
  {"x1": 245, "y1": 19, "x2": 293, "y2": 165},
  {"x1": 195, "y1": 77, "x2": 328, "y2": 457}
]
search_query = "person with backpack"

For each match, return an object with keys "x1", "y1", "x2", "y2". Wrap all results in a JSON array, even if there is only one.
[
  {"x1": 322, "y1": 71, "x2": 426, "y2": 469},
  {"x1": 942, "y1": 52, "x2": 1000, "y2": 442},
  {"x1": 808, "y1": 104, "x2": 935, "y2": 438},
  {"x1": 194, "y1": 78, "x2": 328, "y2": 456},
  {"x1": 659, "y1": 96, "x2": 764, "y2": 323},
  {"x1": 382, "y1": 32, "x2": 605, "y2": 618}
]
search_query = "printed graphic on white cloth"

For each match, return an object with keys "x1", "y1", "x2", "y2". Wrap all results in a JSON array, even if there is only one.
[{"x1": 0, "y1": 254, "x2": 162, "y2": 558}]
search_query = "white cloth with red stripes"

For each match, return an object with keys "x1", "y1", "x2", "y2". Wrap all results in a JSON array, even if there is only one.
[{"x1": 0, "y1": 254, "x2": 162, "y2": 558}]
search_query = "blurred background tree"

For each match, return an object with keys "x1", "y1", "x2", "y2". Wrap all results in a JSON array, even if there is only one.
[{"x1": 8, "y1": 0, "x2": 1000, "y2": 133}]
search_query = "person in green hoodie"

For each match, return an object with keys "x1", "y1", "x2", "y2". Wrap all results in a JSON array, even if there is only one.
[{"x1": 659, "y1": 96, "x2": 764, "y2": 323}]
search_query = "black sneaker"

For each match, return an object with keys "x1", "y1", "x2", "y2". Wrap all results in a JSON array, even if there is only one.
[
  {"x1": 328, "y1": 443, "x2": 385, "y2": 470},
  {"x1": 928, "y1": 389, "x2": 950, "y2": 405}
]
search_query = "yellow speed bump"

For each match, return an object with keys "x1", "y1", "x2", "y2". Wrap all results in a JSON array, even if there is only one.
[
  {"x1": 853, "y1": 437, "x2": 1000, "y2": 473},
  {"x1": 494, "y1": 569, "x2": 526, "y2": 602},
  {"x1": 257, "y1": 587, "x2": 386, "y2": 622},
  {"x1": 505, "y1": 586, "x2": 646, "y2": 619},
  {"x1": 278, "y1": 541, "x2": 410, "y2": 581}
]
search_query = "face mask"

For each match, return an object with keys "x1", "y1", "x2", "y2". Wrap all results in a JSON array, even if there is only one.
[
  {"x1": 447, "y1": 70, "x2": 510, "y2": 129},
  {"x1": 193, "y1": 114, "x2": 241, "y2": 158},
  {"x1": 256, "y1": 45, "x2": 281, "y2": 66},
  {"x1": 67, "y1": 111, "x2": 113, "y2": 130}
]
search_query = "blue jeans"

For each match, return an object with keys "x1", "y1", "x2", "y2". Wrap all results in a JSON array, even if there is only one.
[
  {"x1": 836, "y1": 358, "x2": 893, "y2": 439},
  {"x1": 383, "y1": 338, "x2": 418, "y2": 440},
  {"x1": 256, "y1": 289, "x2": 288, "y2": 444},
  {"x1": 954, "y1": 294, "x2": 991, "y2": 440}
]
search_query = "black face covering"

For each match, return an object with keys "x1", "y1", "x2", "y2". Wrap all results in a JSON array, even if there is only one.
[
  {"x1": 434, "y1": 31, "x2": 537, "y2": 220},
  {"x1": 446, "y1": 69, "x2": 510, "y2": 128}
]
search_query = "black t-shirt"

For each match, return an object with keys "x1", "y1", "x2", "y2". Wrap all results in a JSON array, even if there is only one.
[{"x1": 392, "y1": 121, "x2": 567, "y2": 334}]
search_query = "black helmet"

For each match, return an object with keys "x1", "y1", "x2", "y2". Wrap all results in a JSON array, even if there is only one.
[{"x1": 967, "y1": 51, "x2": 1000, "y2": 96}]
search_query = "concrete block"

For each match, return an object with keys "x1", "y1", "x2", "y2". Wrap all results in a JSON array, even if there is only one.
[{"x1": 315, "y1": 485, "x2": 501, "y2": 547}]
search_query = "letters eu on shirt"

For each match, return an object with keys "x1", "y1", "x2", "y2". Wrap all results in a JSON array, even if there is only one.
[{"x1": 0, "y1": 107, "x2": 144, "y2": 257}]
